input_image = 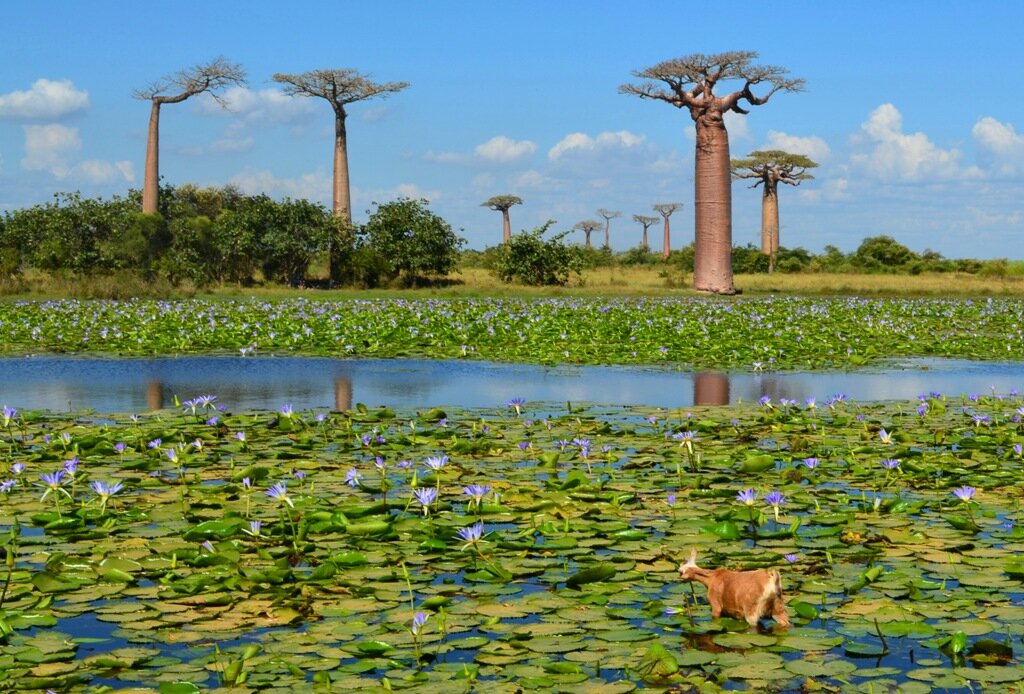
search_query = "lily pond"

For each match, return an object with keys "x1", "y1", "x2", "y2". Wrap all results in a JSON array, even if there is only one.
[{"x1": 4, "y1": 296, "x2": 1024, "y2": 693}]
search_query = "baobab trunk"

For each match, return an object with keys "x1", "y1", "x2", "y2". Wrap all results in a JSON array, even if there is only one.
[
  {"x1": 142, "y1": 101, "x2": 161, "y2": 215},
  {"x1": 693, "y1": 119, "x2": 734, "y2": 294},
  {"x1": 502, "y1": 210, "x2": 512, "y2": 244},
  {"x1": 761, "y1": 187, "x2": 780, "y2": 273},
  {"x1": 661, "y1": 218, "x2": 670, "y2": 260},
  {"x1": 334, "y1": 113, "x2": 352, "y2": 224}
]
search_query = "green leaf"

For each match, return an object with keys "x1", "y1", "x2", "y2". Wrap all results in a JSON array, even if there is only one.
[
  {"x1": 158, "y1": 683, "x2": 202, "y2": 694},
  {"x1": 182, "y1": 518, "x2": 243, "y2": 541},
  {"x1": 738, "y1": 454, "x2": 775, "y2": 473},
  {"x1": 31, "y1": 572, "x2": 79, "y2": 594},
  {"x1": 702, "y1": 520, "x2": 741, "y2": 541},
  {"x1": 565, "y1": 563, "x2": 617, "y2": 589},
  {"x1": 354, "y1": 640, "x2": 395, "y2": 656}
]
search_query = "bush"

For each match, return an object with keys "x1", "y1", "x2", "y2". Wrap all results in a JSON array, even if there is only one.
[
  {"x1": 853, "y1": 235, "x2": 918, "y2": 271},
  {"x1": 617, "y1": 246, "x2": 661, "y2": 266},
  {"x1": 494, "y1": 221, "x2": 582, "y2": 286},
  {"x1": 360, "y1": 198, "x2": 464, "y2": 285}
]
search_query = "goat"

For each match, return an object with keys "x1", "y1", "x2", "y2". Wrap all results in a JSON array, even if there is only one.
[{"x1": 678, "y1": 548, "x2": 790, "y2": 628}]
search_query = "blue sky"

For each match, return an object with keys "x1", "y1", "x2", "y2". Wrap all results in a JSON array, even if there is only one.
[{"x1": 3, "y1": 1, "x2": 1023, "y2": 258}]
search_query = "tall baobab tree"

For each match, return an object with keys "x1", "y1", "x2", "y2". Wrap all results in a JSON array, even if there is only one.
[
  {"x1": 632, "y1": 214, "x2": 659, "y2": 251},
  {"x1": 133, "y1": 57, "x2": 246, "y2": 214},
  {"x1": 652, "y1": 202, "x2": 682, "y2": 260},
  {"x1": 481, "y1": 194, "x2": 522, "y2": 244},
  {"x1": 621, "y1": 52, "x2": 804, "y2": 293},
  {"x1": 272, "y1": 68, "x2": 409, "y2": 225},
  {"x1": 574, "y1": 220, "x2": 602, "y2": 249},
  {"x1": 731, "y1": 150, "x2": 817, "y2": 273},
  {"x1": 596, "y1": 209, "x2": 621, "y2": 248}
]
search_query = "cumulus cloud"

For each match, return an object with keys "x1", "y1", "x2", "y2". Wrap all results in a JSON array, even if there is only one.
[
  {"x1": 194, "y1": 86, "x2": 317, "y2": 124},
  {"x1": 509, "y1": 169, "x2": 561, "y2": 190},
  {"x1": 21, "y1": 124, "x2": 80, "y2": 176},
  {"x1": 850, "y1": 103, "x2": 972, "y2": 181},
  {"x1": 762, "y1": 131, "x2": 831, "y2": 161},
  {"x1": 972, "y1": 116, "x2": 1024, "y2": 175},
  {"x1": 392, "y1": 183, "x2": 441, "y2": 202},
  {"x1": 474, "y1": 135, "x2": 537, "y2": 163},
  {"x1": 548, "y1": 130, "x2": 644, "y2": 160},
  {"x1": 77, "y1": 159, "x2": 134, "y2": 184},
  {"x1": 229, "y1": 168, "x2": 331, "y2": 202},
  {"x1": 0, "y1": 78, "x2": 89, "y2": 121},
  {"x1": 19, "y1": 123, "x2": 133, "y2": 184}
]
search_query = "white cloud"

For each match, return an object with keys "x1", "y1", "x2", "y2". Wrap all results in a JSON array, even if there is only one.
[
  {"x1": 723, "y1": 111, "x2": 750, "y2": 142},
  {"x1": 762, "y1": 131, "x2": 831, "y2": 161},
  {"x1": 968, "y1": 205, "x2": 1021, "y2": 227},
  {"x1": 972, "y1": 116, "x2": 1024, "y2": 175},
  {"x1": 195, "y1": 86, "x2": 317, "y2": 124},
  {"x1": 229, "y1": 168, "x2": 331, "y2": 202},
  {"x1": 19, "y1": 123, "x2": 134, "y2": 184},
  {"x1": 77, "y1": 159, "x2": 134, "y2": 184},
  {"x1": 509, "y1": 169, "x2": 560, "y2": 190},
  {"x1": 21, "y1": 124, "x2": 80, "y2": 176},
  {"x1": 393, "y1": 183, "x2": 441, "y2": 202},
  {"x1": 360, "y1": 105, "x2": 389, "y2": 123},
  {"x1": 474, "y1": 135, "x2": 537, "y2": 163},
  {"x1": 850, "y1": 103, "x2": 969, "y2": 182},
  {"x1": 548, "y1": 130, "x2": 644, "y2": 160},
  {"x1": 0, "y1": 78, "x2": 89, "y2": 121}
]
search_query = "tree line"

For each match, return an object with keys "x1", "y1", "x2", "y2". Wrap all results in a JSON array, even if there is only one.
[{"x1": 0, "y1": 186, "x2": 461, "y2": 289}]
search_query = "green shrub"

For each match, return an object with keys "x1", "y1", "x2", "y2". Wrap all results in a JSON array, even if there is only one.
[
  {"x1": 361, "y1": 198, "x2": 464, "y2": 285},
  {"x1": 494, "y1": 221, "x2": 582, "y2": 286}
]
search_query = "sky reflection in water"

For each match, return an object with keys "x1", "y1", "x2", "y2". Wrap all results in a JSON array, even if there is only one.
[{"x1": 4, "y1": 356, "x2": 1024, "y2": 413}]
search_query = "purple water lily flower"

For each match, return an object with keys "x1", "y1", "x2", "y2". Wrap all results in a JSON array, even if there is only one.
[
  {"x1": 424, "y1": 455, "x2": 449, "y2": 472},
  {"x1": 952, "y1": 485, "x2": 976, "y2": 502},
  {"x1": 737, "y1": 488, "x2": 758, "y2": 506},
  {"x1": 456, "y1": 521, "x2": 485, "y2": 549},
  {"x1": 266, "y1": 481, "x2": 293, "y2": 507},
  {"x1": 345, "y1": 468, "x2": 362, "y2": 487},
  {"x1": 411, "y1": 611, "x2": 429, "y2": 636},
  {"x1": 413, "y1": 487, "x2": 437, "y2": 515}
]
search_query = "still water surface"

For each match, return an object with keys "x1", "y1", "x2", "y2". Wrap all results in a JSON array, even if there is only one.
[{"x1": 3, "y1": 356, "x2": 1024, "y2": 412}]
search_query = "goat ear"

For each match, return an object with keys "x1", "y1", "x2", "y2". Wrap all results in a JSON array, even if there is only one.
[{"x1": 685, "y1": 547, "x2": 698, "y2": 565}]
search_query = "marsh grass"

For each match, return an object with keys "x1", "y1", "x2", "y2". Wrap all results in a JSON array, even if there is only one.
[
  {"x1": 194, "y1": 268, "x2": 1024, "y2": 300},
  {"x1": 4, "y1": 265, "x2": 1024, "y2": 301}
]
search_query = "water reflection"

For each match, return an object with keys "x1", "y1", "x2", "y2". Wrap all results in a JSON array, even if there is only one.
[
  {"x1": 693, "y1": 372, "x2": 729, "y2": 406},
  {"x1": 2, "y1": 356, "x2": 1023, "y2": 413}
]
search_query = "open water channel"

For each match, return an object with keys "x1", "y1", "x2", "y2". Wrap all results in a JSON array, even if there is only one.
[{"x1": 2, "y1": 355, "x2": 1024, "y2": 412}]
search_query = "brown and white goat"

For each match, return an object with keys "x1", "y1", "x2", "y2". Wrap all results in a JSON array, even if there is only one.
[{"x1": 678, "y1": 548, "x2": 790, "y2": 628}]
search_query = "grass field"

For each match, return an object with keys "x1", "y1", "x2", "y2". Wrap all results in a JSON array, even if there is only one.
[{"x1": 4, "y1": 264, "x2": 1024, "y2": 302}]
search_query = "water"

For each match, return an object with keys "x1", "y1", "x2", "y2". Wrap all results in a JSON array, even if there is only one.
[{"x1": 2, "y1": 356, "x2": 1024, "y2": 412}]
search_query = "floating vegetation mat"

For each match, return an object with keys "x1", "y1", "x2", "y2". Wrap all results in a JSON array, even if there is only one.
[
  {"x1": 2, "y1": 391, "x2": 1024, "y2": 692},
  {"x1": 2, "y1": 295, "x2": 1024, "y2": 369}
]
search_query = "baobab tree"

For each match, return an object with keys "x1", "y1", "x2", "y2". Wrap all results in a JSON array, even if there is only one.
[
  {"x1": 731, "y1": 150, "x2": 817, "y2": 273},
  {"x1": 574, "y1": 220, "x2": 602, "y2": 249},
  {"x1": 621, "y1": 52, "x2": 804, "y2": 293},
  {"x1": 596, "y1": 209, "x2": 621, "y2": 248},
  {"x1": 652, "y1": 202, "x2": 683, "y2": 260},
  {"x1": 481, "y1": 194, "x2": 522, "y2": 244},
  {"x1": 272, "y1": 68, "x2": 409, "y2": 225},
  {"x1": 632, "y1": 214, "x2": 659, "y2": 251},
  {"x1": 133, "y1": 57, "x2": 246, "y2": 214}
]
